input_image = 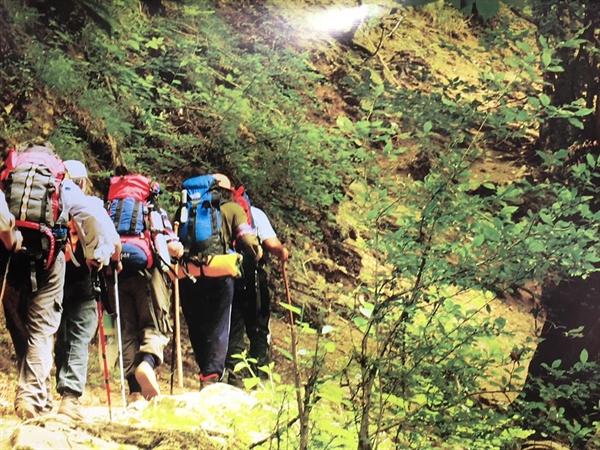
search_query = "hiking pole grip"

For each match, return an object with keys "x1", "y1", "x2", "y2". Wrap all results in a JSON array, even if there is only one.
[{"x1": 173, "y1": 222, "x2": 183, "y2": 389}]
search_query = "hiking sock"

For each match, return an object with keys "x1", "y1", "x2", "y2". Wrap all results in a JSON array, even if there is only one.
[
  {"x1": 199, "y1": 373, "x2": 220, "y2": 390},
  {"x1": 140, "y1": 353, "x2": 158, "y2": 369},
  {"x1": 127, "y1": 374, "x2": 142, "y2": 394}
]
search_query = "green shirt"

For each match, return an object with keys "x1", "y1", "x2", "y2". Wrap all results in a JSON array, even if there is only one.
[{"x1": 220, "y1": 201, "x2": 261, "y2": 262}]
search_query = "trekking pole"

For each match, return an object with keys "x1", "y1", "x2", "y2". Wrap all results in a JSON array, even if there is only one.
[
  {"x1": 169, "y1": 261, "x2": 184, "y2": 394},
  {"x1": 97, "y1": 301, "x2": 113, "y2": 420},
  {"x1": 93, "y1": 273, "x2": 113, "y2": 421},
  {"x1": 281, "y1": 261, "x2": 303, "y2": 417},
  {"x1": 0, "y1": 255, "x2": 11, "y2": 306},
  {"x1": 169, "y1": 323, "x2": 176, "y2": 394},
  {"x1": 112, "y1": 268, "x2": 127, "y2": 410},
  {"x1": 173, "y1": 222, "x2": 183, "y2": 391},
  {"x1": 254, "y1": 268, "x2": 261, "y2": 315}
]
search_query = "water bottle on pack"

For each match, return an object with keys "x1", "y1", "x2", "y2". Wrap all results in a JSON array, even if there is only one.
[
  {"x1": 149, "y1": 209, "x2": 171, "y2": 272},
  {"x1": 179, "y1": 189, "x2": 188, "y2": 224}
]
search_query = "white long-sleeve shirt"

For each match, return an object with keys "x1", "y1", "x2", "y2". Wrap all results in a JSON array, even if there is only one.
[
  {"x1": 0, "y1": 190, "x2": 15, "y2": 233},
  {"x1": 58, "y1": 179, "x2": 119, "y2": 265},
  {"x1": 0, "y1": 190, "x2": 17, "y2": 250},
  {"x1": 250, "y1": 206, "x2": 277, "y2": 242}
]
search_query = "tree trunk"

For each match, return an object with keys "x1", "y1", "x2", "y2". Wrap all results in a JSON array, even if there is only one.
[
  {"x1": 536, "y1": 1, "x2": 600, "y2": 150},
  {"x1": 523, "y1": 1, "x2": 600, "y2": 437},
  {"x1": 521, "y1": 274, "x2": 600, "y2": 435}
]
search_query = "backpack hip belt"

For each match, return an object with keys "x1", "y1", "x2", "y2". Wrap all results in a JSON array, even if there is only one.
[{"x1": 15, "y1": 220, "x2": 57, "y2": 271}]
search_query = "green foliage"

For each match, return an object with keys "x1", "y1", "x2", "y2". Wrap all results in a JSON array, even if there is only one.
[
  {"x1": 0, "y1": 0, "x2": 353, "y2": 228},
  {"x1": 405, "y1": 0, "x2": 513, "y2": 21},
  {"x1": 448, "y1": 0, "x2": 500, "y2": 20},
  {"x1": 514, "y1": 354, "x2": 600, "y2": 448},
  {"x1": 331, "y1": 15, "x2": 600, "y2": 447}
]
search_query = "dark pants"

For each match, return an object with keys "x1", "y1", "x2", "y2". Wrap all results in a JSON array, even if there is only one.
[
  {"x1": 3, "y1": 284, "x2": 28, "y2": 364},
  {"x1": 226, "y1": 266, "x2": 271, "y2": 380},
  {"x1": 180, "y1": 276, "x2": 234, "y2": 378}
]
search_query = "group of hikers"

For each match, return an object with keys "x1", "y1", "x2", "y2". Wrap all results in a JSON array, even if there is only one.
[{"x1": 0, "y1": 140, "x2": 290, "y2": 421}]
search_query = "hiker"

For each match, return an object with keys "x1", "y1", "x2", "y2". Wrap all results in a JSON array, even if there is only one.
[
  {"x1": 0, "y1": 141, "x2": 119, "y2": 420},
  {"x1": 0, "y1": 191, "x2": 27, "y2": 366},
  {"x1": 226, "y1": 205, "x2": 290, "y2": 387},
  {"x1": 104, "y1": 168, "x2": 183, "y2": 404},
  {"x1": 178, "y1": 173, "x2": 262, "y2": 389},
  {"x1": 54, "y1": 160, "x2": 122, "y2": 421},
  {"x1": 0, "y1": 191, "x2": 26, "y2": 369}
]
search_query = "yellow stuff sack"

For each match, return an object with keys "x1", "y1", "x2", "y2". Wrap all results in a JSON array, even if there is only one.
[{"x1": 177, "y1": 253, "x2": 243, "y2": 279}]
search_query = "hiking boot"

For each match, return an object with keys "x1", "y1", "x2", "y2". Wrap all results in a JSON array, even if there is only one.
[
  {"x1": 226, "y1": 371, "x2": 244, "y2": 389},
  {"x1": 200, "y1": 373, "x2": 219, "y2": 390},
  {"x1": 127, "y1": 392, "x2": 148, "y2": 409},
  {"x1": 126, "y1": 392, "x2": 145, "y2": 405},
  {"x1": 15, "y1": 400, "x2": 38, "y2": 420},
  {"x1": 134, "y1": 361, "x2": 160, "y2": 400},
  {"x1": 57, "y1": 392, "x2": 83, "y2": 421}
]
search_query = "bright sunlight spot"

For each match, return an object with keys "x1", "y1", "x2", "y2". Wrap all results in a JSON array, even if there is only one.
[{"x1": 305, "y1": 6, "x2": 369, "y2": 34}]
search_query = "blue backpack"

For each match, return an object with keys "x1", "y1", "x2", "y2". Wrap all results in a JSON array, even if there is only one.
[{"x1": 178, "y1": 174, "x2": 226, "y2": 259}]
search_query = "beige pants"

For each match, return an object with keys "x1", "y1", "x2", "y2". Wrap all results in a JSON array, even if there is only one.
[{"x1": 15, "y1": 252, "x2": 65, "y2": 413}]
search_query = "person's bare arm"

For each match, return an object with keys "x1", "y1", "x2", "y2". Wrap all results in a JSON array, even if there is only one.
[{"x1": 262, "y1": 237, "x2": 290, "y2": 262}]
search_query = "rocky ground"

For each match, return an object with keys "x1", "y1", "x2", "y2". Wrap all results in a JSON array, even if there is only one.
[
  {"x1": 0, "y1": 287, "x2": 543, "y2": 449},
  {"x1": 0, "y1": 375, "x2": 278, "y2": 449},
  {"x1": 0, "y1": 307, "x2": 311, "y2": 449}
]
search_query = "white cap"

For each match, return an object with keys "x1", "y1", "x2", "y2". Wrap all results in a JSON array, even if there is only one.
[
  {"x1": 64, "y1": 160, "x2": 88, "y2": 179},
  {"x1": 213, "y1": 173, "x2": 233, "y2": 190}
]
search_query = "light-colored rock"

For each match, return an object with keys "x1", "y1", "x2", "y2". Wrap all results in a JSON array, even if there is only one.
[{"x1": 8, "y1": 421, "x2": 129, "y2": 449}]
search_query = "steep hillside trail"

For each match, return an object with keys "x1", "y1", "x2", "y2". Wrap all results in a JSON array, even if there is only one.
[{"x1": 0, "y1": 1, "x2": 567, "y2": 448}]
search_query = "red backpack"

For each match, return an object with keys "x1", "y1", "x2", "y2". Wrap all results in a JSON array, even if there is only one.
[
  {"x1": 107, "y1": 174, "x2": 161, "y2": 270},
  {"x1": 233, "y1": 186, "x2": 255, "y2": 229}
]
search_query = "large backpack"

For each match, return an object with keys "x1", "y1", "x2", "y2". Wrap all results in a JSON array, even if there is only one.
[
  {"x1": 176, "y1": 174, "x2": 248, "y2": 279},
  {"x1": 178, "y1": 174, "x2": 226, "y2": 259},
  {"x1": 107, "y1": 174, "x2": 163, "y2": 271},
  {"x1": 233, "y1": 185, "x2": 261, "y2": 265},
  {"x1": 0, "y1": 147, "x2": 67, "y2": 289}
]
